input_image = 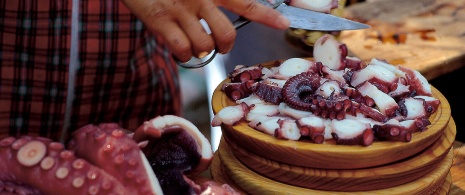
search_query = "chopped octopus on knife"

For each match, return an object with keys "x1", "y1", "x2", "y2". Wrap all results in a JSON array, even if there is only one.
[
  {"x1": 213, "y1": 34, "x2": 440, "y2": 146},
  {"x1": 285, "y1": 0, "x2": 340, "y2": 13}
]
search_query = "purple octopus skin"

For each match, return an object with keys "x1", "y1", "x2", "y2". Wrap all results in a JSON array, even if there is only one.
[
  {"x1": 0, "y1": 115, "x2": 230, "y2": 195},
  {"x1": 252, "y1": 82, "x2": 283, "y2": 104},
  {"x1": 67, "y1": 123, "x2": 162, "y2": 194},
  {"x1": 0, "y1": 135, "x2": 156, "y2": 195}
]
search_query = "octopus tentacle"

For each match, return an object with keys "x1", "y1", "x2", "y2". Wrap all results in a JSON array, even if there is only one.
[
  {"x1": 229, "y1": 65, "x2": 263, "y2": 83},
  {"x1": 282, "y1": 72, "x2": 322, "y2": 111},
  {"x1": 0, "y1": 136, "x2": 135, "y2": 195},
  {"x1": 252, "y1": 82, "x2": 283, "y2": 104},
  {"x1": 68, "y1": 124, "x2": 163, "y2": 195},
  {"x1": 222, "y1": 80, "x2": 255, "y2": 101}
]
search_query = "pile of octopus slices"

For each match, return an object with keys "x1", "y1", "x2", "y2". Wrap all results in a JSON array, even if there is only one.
[
  {"x1": 0, "y1": 115, "x2": 239, "y2": 195},
  {"x1": 212, "y1": 34, "x2": 441, "y2": 146}
]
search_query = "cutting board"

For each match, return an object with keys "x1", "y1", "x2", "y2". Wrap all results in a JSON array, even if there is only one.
[{"x1": 340, "y1": 0, "x2": 465, "y2": 80}]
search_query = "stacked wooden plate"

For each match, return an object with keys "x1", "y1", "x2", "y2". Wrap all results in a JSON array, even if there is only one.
[{"x1": 210, "y1": 63, "x2": 455, "y2": 194}]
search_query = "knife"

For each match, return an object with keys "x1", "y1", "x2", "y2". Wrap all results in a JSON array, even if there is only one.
[
  {"x1": 177, "y1": 0, "x2": 369, "y2": 68},
  {"x1": 233, "y1": 0, "x2": 370, "y2": 31},
  {"x1": 276, "y1": 4, "x2": 370, "y2": 31}
]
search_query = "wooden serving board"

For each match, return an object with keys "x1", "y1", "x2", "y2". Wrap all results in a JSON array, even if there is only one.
[
  {"x1": 221, "y1": 117, "x2": 456, "y2": 191},
  {"x1": 339, "y1": 0, "x2": 465, "y2": 80},
  {"x1": 212, "y1": 69, "x2": 451, "y2": 169},
  {"x1": 213, "y1": 137, "x2": 453, "y2": 195}
]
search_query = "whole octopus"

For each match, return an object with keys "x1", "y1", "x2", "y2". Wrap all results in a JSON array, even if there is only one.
[
  {"x1": 213, "y1": 34, "x2": 441, "y2": 146},
  {"x1": 0, "y1": 115, "x2": 238, "y2": 195}
]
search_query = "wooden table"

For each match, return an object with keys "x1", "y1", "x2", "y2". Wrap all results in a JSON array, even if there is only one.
[
  {"x1": 340, "y1": 0, "x2": 465, "y2": 80},
  {"x1": 450, "y1": 140, "x2": 465, "y2": 194}
]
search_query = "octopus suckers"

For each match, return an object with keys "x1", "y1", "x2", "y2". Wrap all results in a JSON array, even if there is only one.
[
  {"x1": 114, "y1": 154, "x2": 125, "y2": 164},
  {"x1": 40, "y1": 156, "x2": 55, "y2": 170},
  {"x1": 111, "y1": 129, "x2": 124, "y2": 138},
  {"x1": 128, "y1": 159, "x2": 138, "y2": 166},
  {"x1": 126, "y1": 170, "x2": 135, "y2": 179},
  {"x1": 17, "y1": 140, "x2": 46, "y2": 167},
  {"x1": 49, "y1": 142, "x2": 64, "y2": 150},
  {"x1": 87, "y1": 171, "x2": 98, "y2": 180},
  {"x1": 103, "y1": 143, "x2": 114, "y2": 152},
  {"x1": 60, "y1": 151, "x2": 74, "y2": 159},
  {"x1": 72, "y1": 159, "x2": 86, "y2": 169},
  {"x1": 11, "y1": 138, "x2": 29, "y2": 150},
  {"x1": 88, "y1": 185, "x2": 100, "y2": 195},
  {"x1": 56, "y1": 167, "x2": 69, "y2": 179},
  {"x1": 0, "y1": 137, "x2": 16, "y2": 147},
  {"x1": 72, "y1": 177, "x2": 85, "y2": 188},
  {"x1": 100, "y1": 179, "x2": 112, "y2": 190}
]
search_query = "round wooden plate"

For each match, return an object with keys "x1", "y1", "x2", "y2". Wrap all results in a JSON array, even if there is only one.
[
  {"x1": 211, "y1": 60, "x2": 451, "y2": 169},
  {"x1": 216, "y1": 138, "x2": 453, "y2": 195},
  {"x1": 222, "y1": 118, "x2": 455, "y2": 191}
]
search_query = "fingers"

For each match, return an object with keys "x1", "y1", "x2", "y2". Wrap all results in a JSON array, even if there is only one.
[
  {"x1": 216, "y1": 0, "x2": 290, "y2": 30},
  {"x1": 178, "y1": 13, "x2": 215, "y2": 58},
  {"x1": 122, "y1": 0, "x2": 237, "y2": 62},
  {"x1": 200, "y1": 4, "x2": 236, "y2": 54}
]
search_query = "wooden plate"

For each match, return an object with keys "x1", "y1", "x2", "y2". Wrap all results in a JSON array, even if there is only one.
[
  {"x1": 221, "y1": 118, "x2": 455, "y2": 191},
  {"x1": 211, "y1": 60, "x2": 451, "y2": 169},
  {"x1": 216, "y1": 137, "x2": 453, "y2": 195}
]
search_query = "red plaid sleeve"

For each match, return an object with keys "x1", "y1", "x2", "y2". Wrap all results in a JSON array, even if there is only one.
[{"x1": 0, "y1": 0, "x2": 181, "y2": 141}]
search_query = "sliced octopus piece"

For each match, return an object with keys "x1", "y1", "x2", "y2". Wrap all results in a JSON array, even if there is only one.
[
  {"x1": 372, "y1": 119, "x2": 412, "y2": 142},
  {"x1": 297, "y1": 115, "x2": 326, "y2": 143},
  {"x1": 350, "y1": 64, "x2": 398, "y2": 91},
  {"x1": 320, "y1": 65, "x2": 348, "y2": 84},
  {"x1": 236, "y1": 94, "x2": 266, "y2": 106},
  {"x1": 398, "y1": 97, "x2": 429, "y2": 120},
  {"x1": 246, "y1": 103, "x2": 280, "y2": 122},
  {"x1": 369, "y1": 58, "x2": 407, "y2": 79},
  {"x1": 313, "y1": 34, "x2": 348, "y2": 70},
  {"x1": 287, "y1": 0, "x2": 339, "y2": 13},
  {"x1": 133, "y1": 115, "x2": 215, "y2": 194},
  {"x1": 211, "y1": 102, "x2": 250, "y2": 126},
  {"x1": 249, "y1": 115, "x2": 283, "y2": 136},
  {"x1": 331, "y1": 118, "x2": 374, "y2": 146},
  {"x1": 278, "y1": 102, "x2": 313, "y2": 119},
  {"x1": 229, "y1": 65, "x2": 263, "y2": 83},
  {"x1": 398, "y1": 66, "x2": 432, "y2": 96},
  {"x1": 357, "y1": 81, "x2": 399, "y2": 117},
  {"x1": 262, "y1": 78, "x2": 287, "y2": 88},
  {"x1": 252, "y1": 82, "x2": 283, "y2": 104},
  {"x1": 414, "y1": 95, "x2": 441, "y2": 114},
  {"x1": 275, "y1": 119, "x2": 301, "y2": 140},
  {"x1": 278, "y1": 58, "x2": 319, "y2": 77}
]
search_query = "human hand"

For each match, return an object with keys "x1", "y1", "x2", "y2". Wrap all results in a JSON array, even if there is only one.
[{"x1": 121, "y1": 0, "x2": 290, "y2": 62}]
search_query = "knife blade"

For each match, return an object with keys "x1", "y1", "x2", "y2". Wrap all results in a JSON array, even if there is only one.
[{"x1": 276, "y1": 4, "x2": 370, "y2": 31}]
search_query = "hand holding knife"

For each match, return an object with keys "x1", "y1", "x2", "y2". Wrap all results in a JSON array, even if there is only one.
[{"x1": 177, "y1": 0, "x2": 370, "y2": 68}]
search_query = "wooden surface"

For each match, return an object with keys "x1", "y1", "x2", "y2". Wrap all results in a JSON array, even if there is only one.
[
  {"x1": 450, "y1": 140, "x2": 465, "y2": 194},
  {"x1": 221, "y1": 117, "x2": 455, "y2": 191},
  {"x1": 212, "y1": 139, "x2": 453, "y2": 194},
  {"x1": 339, "y1": 0, "x2": 465, "y2": 80},
  {"x1": 208, "y1": 140, "x2": 465, "y2": 194}
]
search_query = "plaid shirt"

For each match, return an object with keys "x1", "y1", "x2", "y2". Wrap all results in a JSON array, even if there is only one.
[{"x1": 0, "y1": 0, "x2": 181, "y2": 141}]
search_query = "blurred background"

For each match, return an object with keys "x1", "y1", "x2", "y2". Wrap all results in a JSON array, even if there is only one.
[{"x1": 178, "y1": 0, "x2": 465, "y2": 151}]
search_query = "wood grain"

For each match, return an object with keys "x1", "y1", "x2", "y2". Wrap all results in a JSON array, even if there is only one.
[
  {"x1": 449, "y1": 141, "x2": 465, "y2": 194},
  {"x1": 215, "y1": 136, "x2": 453, "y2": 195},
  {"x1": 211, "y1": 61, "x2": 451, "y2": 169},
  {"x1": 222, "y1": 118, "x2": 455, "y2": 191},
  {"x1": 339, "y1": 0, "x2": 465, "y2": 80}
]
